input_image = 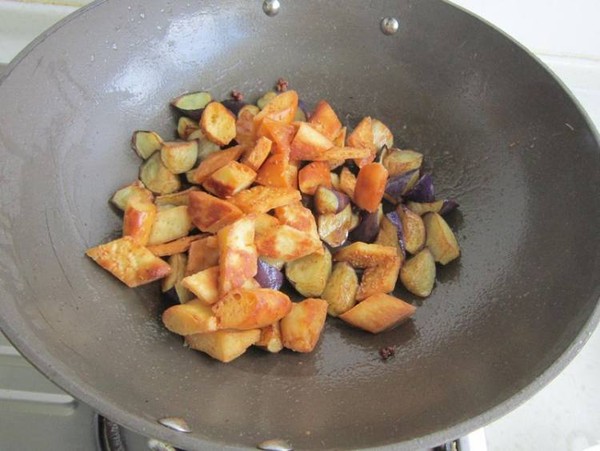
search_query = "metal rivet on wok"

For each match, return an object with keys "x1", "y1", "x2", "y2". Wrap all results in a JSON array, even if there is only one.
[
  {"x1": 263, "y1": 0, "x2": 281, "y2": 17},
  {"x1": 257, "y1": 438, "x2": 293, "y2": 451},
  {"x1": 380, "y1": 16, "x2": 399, "y2": 35},
  {"x1": 157, "y1": 417, "x2": 191, "y2": 433}
]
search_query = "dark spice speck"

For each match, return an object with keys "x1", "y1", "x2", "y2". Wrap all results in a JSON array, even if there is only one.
[
  {"x1": 276, "y1": 77, "x2": 289, "y2": 92},
  {"x1": 231, "y1": 90, "x2": 244, "y2": 101},
  {"x1": 379, "y1": 346, "x2": 395, "y2": 361}
]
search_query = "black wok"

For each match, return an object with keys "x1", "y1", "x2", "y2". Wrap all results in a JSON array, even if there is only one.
[{"x1": 0, "y1": 0, "x2": 599, "y2": 449}]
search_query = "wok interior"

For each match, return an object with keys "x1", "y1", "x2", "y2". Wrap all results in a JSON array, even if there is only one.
[{"x1": 0, "y1": 0, "x2": 599, "y2": 449}]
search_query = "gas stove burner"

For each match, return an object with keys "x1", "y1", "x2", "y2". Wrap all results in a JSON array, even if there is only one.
[{"x1": 97, "y1": 415, "x2": 182, "y2": 451}]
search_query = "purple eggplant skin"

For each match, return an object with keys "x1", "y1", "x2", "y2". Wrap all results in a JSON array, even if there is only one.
[
  {"x1": 385, "y1": 169, "x2": 418, "y2": 201},
  {"x1": 385, "y1": 210, "x2": 406, "y2": 257},
  {"x1": 404, "y1": 173, "x2": 435, "y2": 203},
  {"x1": 298, "y1": 99, "x2": 310, "y2": 120},
  {"x1": 439, "y1": 199, "x2": 460, "y2": 216},
  {"x1": 256, "y1": 259, "x2": 284, "y2": 290},
  {"x1": 221, "y1": 99, "x2": 247, "y2": 116},
  {"x1": 349, "y1": 206, "x2": 383, "y2": 244},
  {"x1": 314, "y1": 186, "x2": 350, "y2": 215}
]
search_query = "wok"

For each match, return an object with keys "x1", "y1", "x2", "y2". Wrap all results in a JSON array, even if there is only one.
[{"x1": 0, "y1": 0, "x2": 599, "y2": 449}]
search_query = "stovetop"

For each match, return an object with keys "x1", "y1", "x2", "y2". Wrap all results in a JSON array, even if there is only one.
[{"x1": 1, "y1": 1, "x2": 599, "y2": 450}]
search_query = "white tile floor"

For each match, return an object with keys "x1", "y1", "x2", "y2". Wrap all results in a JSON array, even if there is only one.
[{"x1": 0, "y1": 1, "x2": 599, "y2": 450}]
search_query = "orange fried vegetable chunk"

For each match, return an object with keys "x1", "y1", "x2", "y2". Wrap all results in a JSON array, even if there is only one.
[
  {"x1": 290, "y1": 122, "x2": 334, "y2": 160},
  {"x1": 274, "y1": 201, "x2": 319, "y2": 238},
  {"x1": 185, "y1": 329, "x2": 261, "y2": 363},
  {"x1": 182, "y1": 266, "x2": 220, "y2": 304},
  {"x1": 339, "y1": 293, "x2": 415, "y2": 334},
  {"x1": 213, "y1": 288, "x2": 292, "y2": 330},
  {"x1": 217, "y1": 215, "x2": 258, "y2": 296},
  {"x1": 190, "y1": 145, "x2": 245, "y2": 184},
  {"x1": 298, "y1": 161, "x2": 332, "y2": 195},
  {"x1": 186, "y1": 235, "x2": 220, "y2": 275},
  {"x1": 353, "y1": 163, "x2": 388, "y2": 213},
  {"x1": 256, "y1": 322, "x2": 283, "y2": 353},
  {"x1": 147, "y1": 234, "x2": 204, "y2": 257},
  {"x1": 202, "y1": 160, "x2": 257, "y2": 198},
  {"x1": 280, "y1": 298, "x2": 328, "y2": 352},
  {"x1": 253, "y1": 90, "x2": 299, "y2": 126},
  {"x1": 257, "y1": 118, "x2": 296, "y2": 155},
  {"x1": 255, "y1": 152, "x2": 290, "y2": 188},
  {"x1": 230, "y1": 185, "x2": 301, "y2": 214},
  {"x1": 308, "y1": 100, "x2": 342, "y2": 140},
  {"x1": 162, "y1": 298, "x2": 218, "y2": 336},
  {"x1": 348, "y1": 116, "x2": 376, "y2": 167},
  {"x1": 200, "y1": 101, "x2": 237, "y2": 146},
  {"x1": 86, "y1": 236, "x2": 171, "y2": 287},
  {"x1": 122, "y1": 198, "x2": 157, "y2": 246},
  {"x1": 241, "y1": 136, "x2": 273, "y2": 171},
  {"x1": 188, "y1": 191, "x2": 243, "y2": 233},
  {"x1": 255, "y1": 224, "x2": 322, "y2": 262}
]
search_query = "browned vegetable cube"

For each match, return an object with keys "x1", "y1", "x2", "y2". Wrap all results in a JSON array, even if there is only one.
[
  {"x1": 317, "y1": 204, "x2": 353, "y2": 247},
  {"x1": 111, "y1": 181, "x2": 154, "y2": 211},
  {"x1": 186, "y1": 235, "x2": 220, "y2": 275},
  {"x1": 371, "y1": 119, "x2": 394, "y2": 150},
  {"x1": 406, "y1": 200, "x2": 445, "y2": 216},
  {"x1": 213, "y1": 288, "x2": 292, "y2": 330},
  {"x1": 308, "y1": 100, "x2": 342, "y2": 140},
  {"x1": 155, "y1": 187, "x2": 199, "y2": 207},
  {"x1": 374, "y1": 216, "x2": 402, "y2": 256},
  {"x1": 139, "y1": 152, "x2": 181, "y2": 195},
  {"x1": 162, "y1": 298, "x2": 218, "y2": 336},
  {"x1": 274, "y1": 201, "x2": 319, "y2": 239},
  {"x1": 182, "y1": 266, "x2": 220, "y2": 304},
  {"x1": 147, "y1": 234, "x2": 203, "y2": 257},
  {"x1": 241, "y1": 136, "x2": 273, "y2": 171},
  {"x1": 185, "y1": 329, "x2": 261, "y2": 363},
  {"x1": 131, "y1": 130, "x2": 163, "y2": 159},
  {"x1": 423, "y1": 213, "x2": 460, "y2": 264},
  {"x1": 230, "y1": 185, "x2": 302, "y2": 214},
  {"x1": 161, "y1": 253, "x2": 193, "y2": 304},
  {"x1": 298, "y1": 161, "x2": 332, "y2": 195},
  {"x1": 280, "y1": 298, "x2": 328, "y2": 353},
  {"x1": 202, "y1": 160, "x2": 257, "y2": 198},
  {"x1": 356, "y1": 254, "x2": 401, "y2": 301},
  {"x1": 255, "y1": 225, "x2": 321, "y2": 261},
  {"x1": 147, "y1": 205, "x2": 192, "y2": 246},
  {"x1": 86, "y1": 236, "x2": 171, "y2": 288},
  {"x1": 122, "y1": 198, "x2": 157, "y2": 246},
  {"x1": 253, "y1": 90, "x2": 298, "y2": 126},
  {"x1": 290, "y1": 122, "x2": 334, "y2": 160},
  {"x1": 398, "y1": 206, "x2": 426, "y2": 254},
  {"x1": 190, "y1": 145, "x2": 245, "y2": 184},
  {"x1": 285, "y1": 248, "x2": 332, "y2": 297},
  {"x1": 188, "y1": 191, "x2": 244, "y2": 233},
  {"x1": 339, "y1": 166, "x2": 357, "y2": 200},
  {"x1": 347, "y1": 116, "x2": 376, "y2": 167},
  {"x1": 177, "y1": 116, "x2": 199, "y2": 140},
  {"x1": 321, "y1": 262, "x2": 359, "y2": 316},
  {"x1": 200, "y1": 101, "x2": 237, "y2": 146},
  {"x1": 217, "y1": 215, "x2": 257, "y2": 296},
  {"x1": 255, "y1": 322, "x2": 283, "y2": 353},
  {"x1": 400, "y1": 248, "x2": 436, "y2": 297},
  {"x1": 333, "y1": 242, "x2": 397, "y2": 268},
  {"x1": 339, "y1": 293, "x2": 415, "y2": 334},
  {"x1": 382, "y1": 149, "x2": 423, "y2": 177},
  {"x1": 160, "y1": 140, "x2": 198, "y2": 174}
]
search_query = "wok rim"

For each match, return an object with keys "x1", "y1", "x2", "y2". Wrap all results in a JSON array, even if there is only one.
[{"x1": 0, "y1": 0, "x2": 598, "y2": 449}]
